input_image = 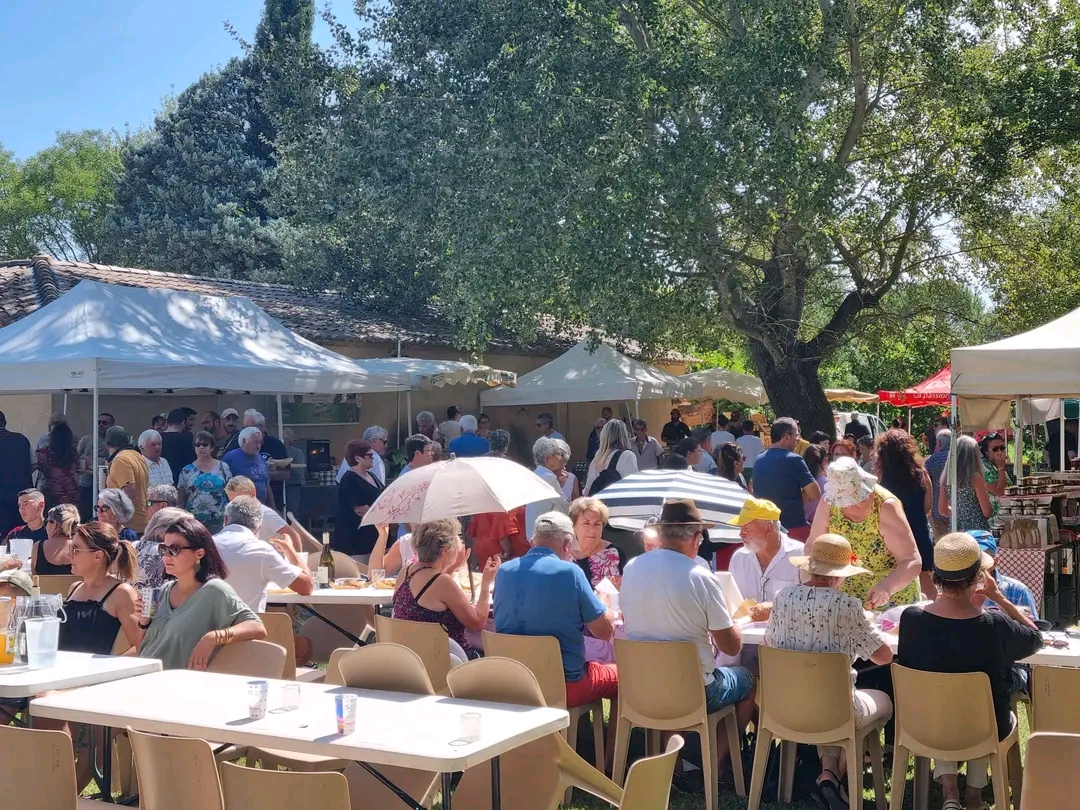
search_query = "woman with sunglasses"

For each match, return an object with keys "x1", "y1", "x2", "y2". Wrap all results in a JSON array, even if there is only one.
[
  {"x1": 96, "y1": 488, "x2": 138, "y2": 543},
  {"x1": 59, "y1": 521, "x2": 139, "y2": 655},
  {"x1": 176, "y1": 431, "x2": 232, "y2": 533},
  {"x1": 33, "y1": 503, "x2": 79, "y2": 575},
  {"x1": 979, "y1": 433, "x2": 1014, "y2": 513},
  {"x1": 132, "y1": 515, "x2": 265, "y2": 670},
  {"x1": 334, "y1": 439, "x2": 385, "y2": 563}
]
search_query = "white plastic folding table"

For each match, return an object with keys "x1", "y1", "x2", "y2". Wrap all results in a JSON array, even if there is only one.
[
  {"x1": 265, "y1": 587, "x2": 395, "y2": 645},
  {"x1": 32, "y1": 669, "x2": 568, "y2": 809}
]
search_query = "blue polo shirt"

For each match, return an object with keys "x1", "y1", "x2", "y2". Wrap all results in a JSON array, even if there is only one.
[
  {"x1": 751, "y1": 447, "x2": 815, "y2": 530},
  {"x1": 493, "y1": 547, "x2": 606, "y2": 682},
  {"x1": 448, "y1": 432, "x2": 491, "y2": 458},
  {"x1": 222, "y1": 448, "x2": 270, "y2": 503}
]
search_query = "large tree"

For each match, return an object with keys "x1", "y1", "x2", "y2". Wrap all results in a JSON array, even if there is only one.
[{"x1": 278, "y1": 0, "x2": 1004, "y2": 432}]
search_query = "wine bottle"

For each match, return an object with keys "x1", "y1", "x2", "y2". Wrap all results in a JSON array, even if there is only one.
[{"x1": 318, "y1": 532, "x2": 334, "y2": 586}]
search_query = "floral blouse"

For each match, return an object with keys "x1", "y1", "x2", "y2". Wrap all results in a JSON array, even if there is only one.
[{"x1": 574, "y1": 545, "x2": 625, "y2": 587}]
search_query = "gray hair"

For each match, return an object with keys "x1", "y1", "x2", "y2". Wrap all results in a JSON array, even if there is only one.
[
  {"x1": 488, "y1": 429, "x2": 511, "y2": 454},
  {"x1": 244, "y1": 409, "x2": 266, "y2": 427},
  {"x1": 416, "y1": 411, "x2": 435, "y2": 426},
  {"x1": 239, "y1": 426, "x2": 262, "y2": 444},
  {"x1": 533, "y1": 436, "x2": 570, "y2": 467},
  {"x1": 460, "y1": 415, "x2": 478, "y2": 432},
  {"x1": 138, "y1": 429, "x2": 162, "y2": 450},
  {"x1": 224, "y1": 496, "x2": 264, "y2": 533},
  {"x1": 659, "y1": 523, "x2": 701, "y2": 544},
  {"x1": 532, "y1": 526, "x2": 577, "y2": 551},
  {"x1": 146, "y1": 484, "x2": 180, "y2": 508},
  {"x1": 363, "y1": 425, "x2": 388, "y2": 442},
  {"x1": 143, "y1": 507, "x2": 193, "y2": 544},
  {"x1": 945, "y1": 434, "x2": 983, "y2": 490},
  {"x1": 283, "y1": 428, "x2": 295, "y2": 442},
  {"x1": 98, "y1": 488, "x2": 135, "y2": 524},
  {"x1": 935, "y1": 429, "x2": 953, "y2": 451},
  {"x1": 413, "y1": 518, "x2": 462, "y2": 563}
]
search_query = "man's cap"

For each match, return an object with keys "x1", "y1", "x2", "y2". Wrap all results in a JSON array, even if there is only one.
[
  {"x1": 0, "y1": 569, "x2": 34, "y2": 596},
  {"x1": 104, "y1": 425, "x2": 131, "y2": 448},
  {"x1": 969, "y1": 530, "x2": 998, "y2": 559},
  {"x1": 655, "y1": 498, "x2": 716, "y2": 528},
  {"x1": 727, "y1": 498, "x2": 782, "y2": 527},
  {"x1": 221, "y1": 408, "x2": 240, "y2": 419},
  {"x1": 532, "y1": 511, "x2": 575, "y2": 535}
]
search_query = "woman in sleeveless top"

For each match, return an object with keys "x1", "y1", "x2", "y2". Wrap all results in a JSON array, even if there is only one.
[
  {"x1": 808, "y1": 456, "x2": 921, "y2": 608},
  {"x1": 876, "y1": 429, "x2": 937, "y2": 600},
  {"x1": 585, "y1": 419, "x2": 638, "y2": 496},
  {"x1": 937, "y1": 435, "x2": 993, "y2": 534},
  {"x1": 178, "y1": 438, "x2": 232, "y2": 533},
  {"x1": 391, "y1": 518, "x2": 499, "y2": 659},
  {"x1": 60, "y1": 521, "x2": 139, "y2": 655},
  {"x1": 34, "y1": 503, "x2": 78, "y2": 576}
]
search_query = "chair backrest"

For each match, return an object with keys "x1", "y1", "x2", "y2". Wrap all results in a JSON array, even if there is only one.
[
  {"x1": 374, "y1": 614, "x2": 451, "y2": 693},
  {"x1": 614, "y1": 638, "x2": 707, "y2": 727},
  {"x1": 287, "y1": 513, "x2": 324, "y2": 554},
  {"x1": 620, "y1": 734, "x2": 685, "y2": 810},
  {"x1": 323, "y1": 646, "x2": 355, "y2": 686},
  {"x1": 0, "y1": 725, "x2": 79, "y2": 810},
  {"x1": 1030, "y1": 665, "x2": 1080, "y2": 733},
  {"x1": 481, "y1": 631, "x2": 568, "y2": 709},
  {"x1": 127, "y1": 727, "x2": 224, "y2": 810},
  {"x1": 112, "y1": 625, "x2": 133, "y2": 655},
  {"x1": 306, "y1": 550, "x2": 360, "y2": 579},
  {"x1": 1020, "y1": 732, "x2": 1080, "y2": 810},
  {"x1": 447, "y1": 657, "x2": 548, "y2": 707},
  {"x1": 713, "y1": 572, "x2": 744, "y2": 614},
  {"x1": 891, "y1": 664, "x2": 999, "y2": 759},
  {"x1": 758, "y1": 647, "x2": 855, "y2": 742},
  {"x1": 334, "y1": 644, "x2": 435, "y2": 695},
  {"x1": 36, "y1": 574, "x2": 81, "y2": 596},
  {"x1": 220, "y1": 761, "x2": 350, "y2": 810},
  {"x1": 258, "y1": 611, "x2": 298, "y2": 680},
  {"x1": 207, "y1": 639, "x2": 287, "y2": 679}
]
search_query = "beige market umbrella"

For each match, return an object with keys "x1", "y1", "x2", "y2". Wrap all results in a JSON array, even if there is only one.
[
  {"x1": 361, "y1": 456, "x2": 563, "y2": 525},
  {"x1": 825, "y1": 388, "x2": 879, "y2": 404}
]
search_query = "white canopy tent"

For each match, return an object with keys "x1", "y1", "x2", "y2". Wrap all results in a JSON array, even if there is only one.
[
  {"x1": 479, "y1": 340, "x2": 691, "y2": 415},
  {"x1": 679, "y1": 367, "x2": 769, "y2": 405}
]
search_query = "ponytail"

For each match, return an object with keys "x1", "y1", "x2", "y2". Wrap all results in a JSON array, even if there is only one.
[{"x1": 114, "y1": 540, "x2": 138, "y2": 582}]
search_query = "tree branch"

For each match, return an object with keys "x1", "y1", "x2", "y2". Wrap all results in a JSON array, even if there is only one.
[
  {"x1": 618, "y1": 3, "x2": 651, "y2": 52},
  {"x1": 834, "y1": 0, "x2": 868, "y2": 167}
]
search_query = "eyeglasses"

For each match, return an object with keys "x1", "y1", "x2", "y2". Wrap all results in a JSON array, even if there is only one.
[
  {"x1": 98, "y1": 420, "x2": 111, "y2": 427},
  {"x1": 69, "y1": 544, "x2": 99, "y2": 555},
  {"x1": 146, "y1": 500, "x2": 170, "y2": 508},
  {"x1": 194, "y1": 442, "x2": 212, "y2": 448},
  {"x1": 990, "y1": 445, "x2": 1006, "y2": 453},
  {"x1": 157, "y1": 543, "x2": 193, "y2": 557},
  {"x1": 360, "y1": 452, "x2": 374, "y2": 459},
  {"x1": 97, "y1": 504, "x2": 112, "y2": 513}
]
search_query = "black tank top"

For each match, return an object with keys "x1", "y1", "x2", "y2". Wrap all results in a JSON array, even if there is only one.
[
  {"x1": 59, "y1": 581, "x2": 124, "y2": 655},
  {"x1": 34, "y1": 541, "x2": 73, "y2": 575}
]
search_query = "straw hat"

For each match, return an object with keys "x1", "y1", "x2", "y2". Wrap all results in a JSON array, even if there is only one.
[
  {"x1": 933, "y1": 532, "x2": 994, "y2": 582},
  {"x1": 654, "y1": 498, "x2": 716, "y2": 529},
  {"x1": 823, "y1": 456, "x2": 877, "y2": 508},
  {"x1": 790, "y1": 533, "x2": 871, "y2": 579}
]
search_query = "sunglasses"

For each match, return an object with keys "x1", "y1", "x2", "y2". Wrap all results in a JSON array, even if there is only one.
[
  {"x1": 194, "y1": 442, "x2": 212, "y2": 448},
  {"x1": 990, "y1": 445, "x2": 1006, "y2": 453},
  {"x1": 97, "y1": 504, "x2": 112, "y2": 513},
  {"x1": 360, "y1": 452, "x2": 374, "y2": 459},
  {"x1": 98, "y1": 420, "x2": 111, "y2": 427},
  {"x1": 146, "y1": 499, "x2": 170, "y2": 508},
  {"x1": 157, "y1": 543, "x2": 193, "y2": 558},
  {"x1": 69, "y1": 544, "x2": 99, "y2": 555}
]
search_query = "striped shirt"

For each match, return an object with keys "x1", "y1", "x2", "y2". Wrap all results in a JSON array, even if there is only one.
[
  {"x1": 984, "y1": 573, "x2": 1038, "y2": 618},
  {"x1": 143, "y1": 456, "x2": 174, "y2": 488}
]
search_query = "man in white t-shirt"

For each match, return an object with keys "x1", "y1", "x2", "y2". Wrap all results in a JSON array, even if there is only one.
[
  {"x1": 710, "y1": 415, "x2": 736, "y2": 452},
  {"x1": 214, "y1": 496, "x2": 314, "y2": 612},
  {"x1": 727, "y1": 498, "x2": 803, "y2": 615},
  {"x1": 620, "y1": 498, "x2": 756, "y2": 772},
  {"x1": 224, "y1": 476, "x2": 303, "y2": 552},
  {"x1": 734, "y1": 420, "x2": 766, "y2": 481}
]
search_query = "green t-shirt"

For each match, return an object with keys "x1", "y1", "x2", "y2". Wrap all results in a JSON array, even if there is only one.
[{"x1": 139, "y1": 579, "x2": 259, "y2": 670}]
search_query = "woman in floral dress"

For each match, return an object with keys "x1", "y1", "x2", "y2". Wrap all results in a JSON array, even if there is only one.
[{"x1": 177, "y1": 432, "x2": 232, "y2": 533}]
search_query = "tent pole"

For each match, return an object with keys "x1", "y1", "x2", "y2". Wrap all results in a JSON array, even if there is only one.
[
  {"x1": 950, "y1": 395, "x2": 958, "y2": 533},
  {"x1": 62, "y1": 392, "x2": 68, "y2": 416},
  {"x1": 276, "y1": 394, "x2": 285, "y2": 511},
  {"x1": 1061, "y1": 398, "x2": 1067, "y2": 472},
  {"x1": 1015, "y1": 397, "x2": 1023, "y2": 480},
  {"x1": 407, "y1": 391, "x2": 412, "y2": 435},
  {"x1": 635, "y1": 399, "x2": 640, "y2": 419},
  {"x1": 907, "y1": 406, "x2": 912, "y2": 431},
  {"x1": 92, "y1": 386, "x2": 100, "y2": 513}
]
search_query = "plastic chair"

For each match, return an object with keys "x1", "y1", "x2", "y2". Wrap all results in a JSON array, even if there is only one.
[
  {"x1": 482, "y1": 630, "x2": 607, "y2": 771},
  {"x1": 611, "y1": 638, "x2": 745, "y2": 810},
  {"x1": 1019, "y1": 732, "x2": 1080, "y2": 809},
  {"x1": 1029, "y1": 665, "x2": 1080, "y2": 733},
  {"x1": 128, "y1": 727, "x2": 224, "y2": 810},
  {"x1": 36, "y1": 574, "x2": 81, "y2": 596},
  {"x1": 621, "y1": 734, "x2": 685, "y2": 810},
  {"x1": 306, "y1": 550, "x2": 361, "y2": 579},
  {"x1": 219, "y1": 761, "x2": 351, "y2": 810},
  {"x1": 0, "y1": 724, "x2": 101, "y2": 809},
  {"x1": 206, "y1": 639, "x2": 287, "y2": 678},
  {"x1": 287, "y1": 512, "x2": 325, "y2": 553},
  {"x1": 258, "y1": 611, "x2": 299, "y2": 680},
  {"x1": 374, "y1": 614, "x2": 452, "y2": 695},
  {"x1": 333, "y1": 643, "x2": 436, "y2": 694},
  {"x1": 446, "y1": 656, "x2": 624, "y2": 810},
  {"x1": 748, "y1": 647, "x2": 889, "y2": 810},
  {"x1": 890, "y1": 664, "x2": 1022, "y2": 810}
]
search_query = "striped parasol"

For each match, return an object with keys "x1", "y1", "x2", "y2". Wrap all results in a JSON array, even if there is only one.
[{"x1": 593, "y1": 469, "x2": 752, "y2": 542}]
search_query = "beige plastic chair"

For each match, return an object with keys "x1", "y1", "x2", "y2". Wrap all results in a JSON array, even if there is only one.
[
  {"x1": 128, "y1": 727, "x2": 224, "y2": 810},
  {"x1": 258, "y1": 611, "x2": 299, "y2": 680},
  {"x1": 611, "y1": 638, "x2": 745, "y2": 810},
  {"x1": 37, "y1": 574, "x2": 81, "y2": 596},
  {"x1": 1029, "y1": 665, "x2": 1080, "y2": 733},
  {"x1": 446, "y1": 656, "x2": 623, "y2": 810},
  {"x1": 890, "y1": 664, "x2": 1022, "y2": 810},
  {"x1": 621, "y1": 734, "x2": 685, "y2": 810},
  {"x1": 482, "y1": 630, "x2": 607, "y2": 771},
  {"x1": 300, "y1": 607, "x2": 375, "y2": 664},
  {"x1": 206, "y1": 639, "x2": 287, "y2": 678},
  {"x1": 1019, "y1": 732, "x2": 1080, "y2": 809},
  {"x1": 287, "y1": 512, "x2": 325, "y2": 553},
  {"x1": 748, "y1": 647, "x2": 888, "y2": 810},
  {"x1": 374, "y1": 614, "x2": 452, "y2": 695},
  {"x1": 220, "y1": 761, "x2": 351, "y2": 810},
  {"x1": 306, "y1": 550, "x2": 361, "y2": 579},
  {"x1": 0, "y1": 724, "x2": 101, "y2": 809}
]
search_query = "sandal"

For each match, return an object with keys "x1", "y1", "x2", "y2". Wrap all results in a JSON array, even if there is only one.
[
  {"x1": 813, "y1": 769, "x2": 847, "y2": 810},
  {"x1": 942, "y1": 800, "x2": 964, "y2": 810}
]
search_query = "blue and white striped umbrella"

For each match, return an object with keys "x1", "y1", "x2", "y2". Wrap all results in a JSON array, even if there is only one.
[{"x1": 593, "y1": 469, "x2": 752, "y2": 542}]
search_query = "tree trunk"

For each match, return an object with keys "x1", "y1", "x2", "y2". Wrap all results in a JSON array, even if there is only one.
[{"x1": 748, "y1": 338, "x2": 836, "y2": 438}]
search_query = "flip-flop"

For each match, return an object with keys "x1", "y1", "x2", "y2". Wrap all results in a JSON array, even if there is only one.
[{"x1": 942, "y1": 800, "x2": 964, "y2": 810}]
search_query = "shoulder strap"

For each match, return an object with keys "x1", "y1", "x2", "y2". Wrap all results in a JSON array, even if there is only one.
[
  {"x1": 605, "y1": 450, "x2": 624, "y2": 472},
  {"x1": 101, "y1": 581, "x2": 124, "y2": 603},
  {"x1": 414, "y1": 571, "x2": 441, "y2": 602}
]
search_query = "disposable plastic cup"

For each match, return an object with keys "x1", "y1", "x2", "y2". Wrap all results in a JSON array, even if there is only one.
[
  {"x1": 247, "y1": 680, "x2": 269, "y2": 719},
  {"x1": 335, "y1": 693, "x2": 357, "y2": 734}
]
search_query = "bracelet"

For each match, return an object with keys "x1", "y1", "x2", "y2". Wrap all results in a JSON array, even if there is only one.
[{"x1": 138, "y1": 619, "x2": 151, "y2": 630}]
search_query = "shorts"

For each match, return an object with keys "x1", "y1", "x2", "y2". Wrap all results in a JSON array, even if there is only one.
[
  {"x1": 565, "y1": 661, "x2": 619, "y2": 708},
  {"x1": 704, "y1": 666, "x2": 754, "y2": 713},
  {"x1": 786, "y1": 526, "x2": 811, "y2": 542}
]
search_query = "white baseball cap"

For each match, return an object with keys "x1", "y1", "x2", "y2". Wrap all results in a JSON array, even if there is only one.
[{"x1": 221, "y1": 408, "x2": 240, "y2": 419}]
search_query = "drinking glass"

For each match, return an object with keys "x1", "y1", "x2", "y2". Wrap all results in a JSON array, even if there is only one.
[
  {"x1": 460, "y1": 712, "x2": 481, "y2": 743},
  {"x1": 25, "y1": 617, "x2": 60, "y2": 670}
]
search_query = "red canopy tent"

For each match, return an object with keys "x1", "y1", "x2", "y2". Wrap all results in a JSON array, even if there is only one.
[{"x1": 878, "y1": 364, "x2": 952, "y2": 407}]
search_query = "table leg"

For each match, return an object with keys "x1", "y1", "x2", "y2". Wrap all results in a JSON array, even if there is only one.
[
  {"x1": 491, "y1": 756, "x2": 501, "y2": 810},
  {"x1": 100, "y1": 725, "x2": 115, "y2": 803},
  {"x1": 305, "y1": 606, "x2": 367, "y2": 646},
  {"x1": 442, "y1": 772, "x2": 454, "y2": 810},
  {"x1": 356, "y1": 762, "x2": 424, "y2": 810}
]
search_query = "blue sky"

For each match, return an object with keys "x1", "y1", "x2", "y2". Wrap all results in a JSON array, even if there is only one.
[{"x1": 0, "y1": 0, "x2": 349, "y2": 158}]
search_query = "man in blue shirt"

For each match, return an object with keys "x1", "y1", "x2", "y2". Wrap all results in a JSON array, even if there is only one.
[
  {"x1": 751, "y1": 417, "x2": 820, "y2": 540},
  {"x1": 493, "y1": 511, "x2": 617, "y2": 710},
  {"x1": 222, "y1": 427, "x2": 272, "y2": 505},
  {"x1": 447, "y1": 415, "x2": 491, "y2": 458}
]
